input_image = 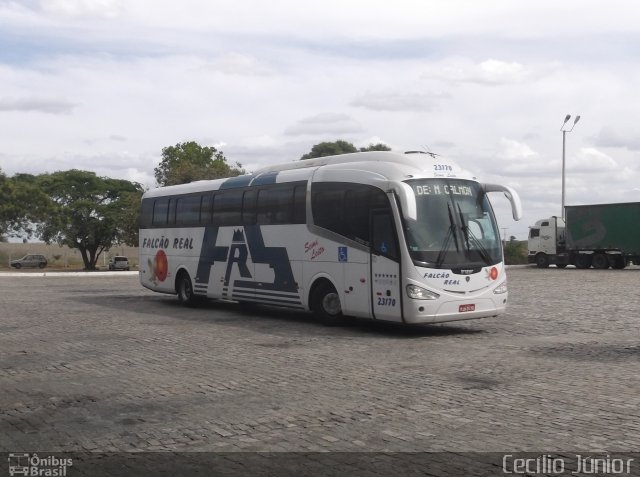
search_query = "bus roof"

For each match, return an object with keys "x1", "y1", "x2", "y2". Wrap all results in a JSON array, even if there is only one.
[{"x1": 142, "y1": 151, "x2": 475, "y2": 199}]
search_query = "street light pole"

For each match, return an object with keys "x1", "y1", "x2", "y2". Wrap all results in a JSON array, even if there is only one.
[{"x1": 560, "y1": 114, "x2": 581, "y2": 220}]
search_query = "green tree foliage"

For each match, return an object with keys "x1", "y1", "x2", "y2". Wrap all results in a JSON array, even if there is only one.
[
  {"x1": 154, "y1": 141, "x2": 244, "y2": 186},
  {"x1": 360, "y1": 143, "x2": 391, "y2": 152},
  {"x1": 300, "y1": 140, "x2": 358, "y2": 160},
  {"x1": 300, "y1": 140, "x2": 391, "y2": 160},
  {"x1": 0, "y1": 170, "x2": 48, "y2": 239},
  {"x1": 503, "y1": 237, "x2": 528, "y2": 265},
  {"x1": 35, "y1": 170, "x2": 143, "y2": 270}
]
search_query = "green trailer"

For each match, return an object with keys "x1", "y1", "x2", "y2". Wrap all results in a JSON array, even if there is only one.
[
  {"x1": 528, "y1": 202, "x2": 640, "y2": 269},
  {"x1": 565, "y1": 202, "x2": 640, "y2": 255}
]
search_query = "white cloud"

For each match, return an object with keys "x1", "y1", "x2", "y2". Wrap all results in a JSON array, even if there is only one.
[
  {"x1": 284, "y1": 113, "x2": 363, "y2": 137},
  {"x1": 2, "y1": 0, "x2": 640, "y2": 240},
  {"x1": 351, "y1": 91, "x2": 450, "y2": 112},
  {"x1": 569, "y1": 147, "x2": 618, "y2": 172},
  {"x1": 422, "y1": 58, "x2": 552, "y2": 86},
  {"x1": 39, "y1": 0, "x2": 123, "y2": 18},
  {"x1": 0, "y1": 96, "x2": 78, "y2": 114},
  {"x1": 205, "y1": 54, "x2": 275, "y2": 77}
]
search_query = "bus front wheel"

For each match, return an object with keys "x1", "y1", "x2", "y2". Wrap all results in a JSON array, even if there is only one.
[
  {"x1": 311, "y1": 282, "x2": 343, "y2": 325},
  {"x1": 177, "y1": 271, "x2": 198, "y2": 307}
]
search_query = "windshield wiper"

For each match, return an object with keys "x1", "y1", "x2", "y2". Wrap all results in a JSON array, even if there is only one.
[
  {"x1": 435, "y1": 203, "x2": 460, "y2": 268},
  {"x1": 457, "y1": 204, "x2": 492, "y2": 265}
]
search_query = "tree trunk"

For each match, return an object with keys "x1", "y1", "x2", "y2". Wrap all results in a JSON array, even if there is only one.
[{"x1": 78, "y1": 246, "x2": 93, "y2": 270}]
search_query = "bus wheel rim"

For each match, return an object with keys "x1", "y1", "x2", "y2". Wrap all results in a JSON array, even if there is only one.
[{"x1": 322, "y1": 292, "x2": 341, "y2": 315}]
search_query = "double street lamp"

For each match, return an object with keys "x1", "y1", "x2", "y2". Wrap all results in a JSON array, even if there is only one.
[{"x1": 561, "y1": 114, "x2": 581, "y2": 220}]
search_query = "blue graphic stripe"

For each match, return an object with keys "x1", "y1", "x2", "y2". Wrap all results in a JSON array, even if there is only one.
[
  {"x1": 219, "y1": 175, "x2": 255, "y2": 189},
  {"x1": 251, "y1": 171, "x2": 279, "y2": 186}
]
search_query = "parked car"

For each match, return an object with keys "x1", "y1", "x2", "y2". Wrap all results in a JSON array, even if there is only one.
[
  {"x1": 108, "y1": 256, "x2": 130, "y2": 271},
  {"x1": 10, "y1": 254, "x2": 48, "y2": 269}
]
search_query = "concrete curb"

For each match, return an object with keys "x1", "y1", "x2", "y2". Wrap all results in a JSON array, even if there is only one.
[{"x1": 0, "y1": 271, "x2": 138, "y2": 277}]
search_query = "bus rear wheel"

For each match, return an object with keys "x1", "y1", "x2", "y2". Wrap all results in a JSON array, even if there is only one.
[
  {"x1": 177, "y1": 271, "x2": 198, "y2": 307},
  {"x1": 311, "y1": 282, "x2": 343, "y2": 325}
]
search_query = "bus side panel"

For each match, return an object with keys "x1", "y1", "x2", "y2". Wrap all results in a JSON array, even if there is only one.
[
  {"x1": 300, "y1": 237, "x2": 372, "y2": 319},
  {"x1": 139, "y1": 228, "x2": 205, "y2": 294}
]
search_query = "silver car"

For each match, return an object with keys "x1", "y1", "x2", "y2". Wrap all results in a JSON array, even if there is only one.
[
  {"x1": 108, "y1": 256, "x2": 130, "y2": 271},
  {"x1": 10, "y1": 254, "x2": 48, "y2": 269}
]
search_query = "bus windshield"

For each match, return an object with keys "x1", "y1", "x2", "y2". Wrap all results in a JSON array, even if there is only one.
[{"x1": 403, "y1": 179, "x2": 502, "y2": 268}]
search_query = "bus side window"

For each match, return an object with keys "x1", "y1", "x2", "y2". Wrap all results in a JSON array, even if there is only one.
[
  {"x1": 176, "y1": 195, "x2": 201, "y2": 226},
  {"x1": 168, "y1": 198, "x2": 176, "y2": 226},
  {"x1": 140, "y1": 199, "x2": 154, "y2": 228},
  {"x1": 243, "y1": 190, "x2": 257, "y2": 225},
  {"x1": 258, "y1": 186, "x2": 294, "y2": 225},
  {"x1": 152, "y1": 198, "x2": 169, "y2": 226},
  {"x1": 371, "y1": 210, "x2": 398, "y2": 260},
  {"x1": 311, "y1": 185, "x2": 346, "y2": 235},
  {"x1": 213, "y1": 190, "x2": 243, "y2": 226},
  {"x1": 293, "y1": 185, "x2": 306, "y2": 224},
  {"x1": 201, "y1": 193, "x2": 214, "y2": 225}
]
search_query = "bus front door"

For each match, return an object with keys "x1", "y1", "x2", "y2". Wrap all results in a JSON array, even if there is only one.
[{"x1": 370, "y1": 210, "x2": 402, "y2": 322}]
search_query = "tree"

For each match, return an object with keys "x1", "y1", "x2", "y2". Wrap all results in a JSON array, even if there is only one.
[
  {"x1": 0, "y1": 170, "x2": 47, "y2": 239},
  {"x1": 300, "y1": 140, "x2": 358, "y2": 160},
  {"x1": 154, "y1": 141, "x2": 244, "y2": 186},
  {"x1": 300, "y1": 140, "x2": 391, "y2": 160},
  {"x1": 360, "y1": 143, "x2": 391, "y2": 152},
  {"x1": 35, "y1": 170, "x2": 143, "y2": 270},
  {"x1": 503, "y1": 237, "x2": 528, "y2": 265}
]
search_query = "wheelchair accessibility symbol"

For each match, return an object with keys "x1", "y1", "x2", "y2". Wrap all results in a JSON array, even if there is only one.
[{"x1": 338, "y1": 247, "x2": 348, "y2": 262}]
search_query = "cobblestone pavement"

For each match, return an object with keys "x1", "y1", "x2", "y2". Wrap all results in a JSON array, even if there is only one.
[{"x1": 1, "y1": 266, "x2": 639, "y2": 454}]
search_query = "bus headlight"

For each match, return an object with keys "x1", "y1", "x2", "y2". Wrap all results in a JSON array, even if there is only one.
[
  {"x1": 406, "y1": 284, "x2": 440, "y2": 300},
  {"x1": 493, "y1": 281, "x2": 508, "y2": 294}
]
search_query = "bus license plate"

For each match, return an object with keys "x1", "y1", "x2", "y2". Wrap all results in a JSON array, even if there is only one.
[{"x1": 459, "y1": 304, "x2": 475, "y2": 313}]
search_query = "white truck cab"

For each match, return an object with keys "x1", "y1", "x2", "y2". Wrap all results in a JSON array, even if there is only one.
[{"x1": 528, "y1": 217, "x2": 567, "y2": 268}]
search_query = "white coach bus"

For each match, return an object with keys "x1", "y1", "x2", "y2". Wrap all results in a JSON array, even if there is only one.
[{"x1": 139, "y1": 151, "x2": 522, "y2": 324}]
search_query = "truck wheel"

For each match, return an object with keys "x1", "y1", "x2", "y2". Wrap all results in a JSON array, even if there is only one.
[
  {"x1": 311, "y1": 281, "x2": 343, "y2": 325},
  {"x1": 575, "y1": 255, "x2": 592, "y2": 269},
  {"x1": 611, "y1": 257, "x2": 627, "y2": 269},
  {"x1": 535, "y1": 253, "x2": 550, "y2": 268},
  {"x1": 592, "y1": 253, "x2": 609, "y2": 269}
]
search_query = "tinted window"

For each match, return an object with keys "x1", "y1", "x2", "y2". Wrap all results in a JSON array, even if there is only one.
[
  {"x1": 167, "y1": 198, "x2": 176, "y2": 226},
  {"x1": 312, "y1": 183, "x2": 389, "y2": 243},
  {"x1": 243, "y1": 190, "x2": 257, "y2": 225},
  {"x1": 201, "y1": 193, "x2": 214, "y2": 225},
  {"x1": 213, "y1": 190, "x2": 243, "y2": 226},
  {"x1": 293, "y1": 185, "x2": 306, "y2": 224},
  {"x1": 258, "y1": 186, "x2": 294, "y2": 225},
  {"x1": 372, "y1": 210, "x2": 399, "y2": 260},
  {"x1": 176, "y1": 195, "x2": 202, "y2": 226},
  {"x1": 140, "y1": 199, "x2": 154, "y2": 228},
  {"x1": 152, "y1": 198, "x2": 169, "y2": 226}
]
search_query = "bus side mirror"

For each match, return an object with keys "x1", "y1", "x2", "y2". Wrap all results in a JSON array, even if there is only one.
[
  {"x1": 482, "y1": 183, "x2": 523, "y2": 221},
  {"x1": 390, "y1": 182, "x2": 417, "y2": 221}
]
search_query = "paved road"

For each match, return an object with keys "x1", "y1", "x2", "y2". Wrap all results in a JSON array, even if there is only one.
[{"x1": 1, "y1": 266, "x2": 639, "y2": 456}]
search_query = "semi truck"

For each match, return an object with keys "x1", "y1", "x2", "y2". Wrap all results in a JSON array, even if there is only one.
[{"x1": 528, "y1": 202, "x2": 640, "y2": 269}]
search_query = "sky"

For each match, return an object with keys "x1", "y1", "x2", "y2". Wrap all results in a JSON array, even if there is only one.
[{"x1": 2, "y1": 0, "x2": 640, "y2": 239}]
